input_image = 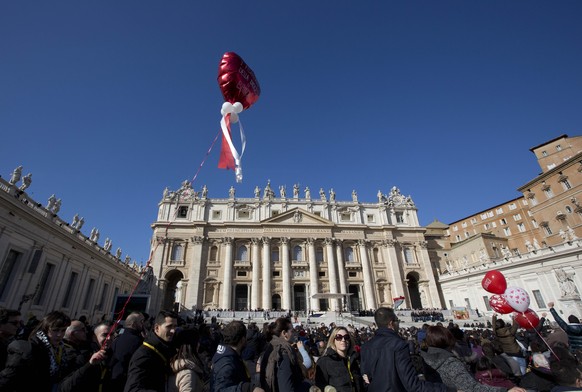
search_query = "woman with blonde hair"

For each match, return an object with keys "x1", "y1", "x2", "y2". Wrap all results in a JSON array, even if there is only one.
[{"x1": 315, "y1": 326, "x2": 364, "y2": 392}]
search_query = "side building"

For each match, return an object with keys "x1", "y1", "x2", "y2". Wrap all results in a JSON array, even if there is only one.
[
  {"x1": 148, "y1": 183, "x2": 441, "y2": 313},
  {"x1": 436, "y1": 135, "x2": 582, "y2": 318},
  {"x1": 0, "y1": 168, "x2": 141, "y2": 323}
]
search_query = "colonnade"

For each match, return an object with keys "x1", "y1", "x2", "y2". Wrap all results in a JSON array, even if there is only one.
[{"x1": 212, "y1": 237, "x2": 416, "y2": 311}]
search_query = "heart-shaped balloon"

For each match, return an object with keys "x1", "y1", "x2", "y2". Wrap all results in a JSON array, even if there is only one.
[
  {"x1": 482, "y1": 270, "x2": 507, "y2": 294},
  {"x1": 218, "y1": 52, "x2": 261, "y2": 110},
  {"x1": 514, "y1": 308, "x2": 540, "y2": 329},
  {"x1": 489, "y1": 294, "x2": 514, "y2": 314},
  {"x1": 504, "y1": 286, "x2": 531, "y2": 313}
]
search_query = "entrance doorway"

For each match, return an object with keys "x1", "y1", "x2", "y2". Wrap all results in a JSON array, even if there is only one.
[
  {"x1": 272, "y1": 294, "x2": 281, "y2": 310},
  {"x1": 406, "y1": 272, "x2": 422, "y2": 309},
  {"x1": 293, "y1": 285, "x2": 306, "y2": 311},
  {"x1": 234, "y1": 285, "x2": 248, "y2": 311},
  {"x1": 348, "y1": 285, "x2": 361, "y2": 311}
]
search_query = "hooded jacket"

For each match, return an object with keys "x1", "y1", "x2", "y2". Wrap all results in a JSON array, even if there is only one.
[
  {"x1": 210, "y1": 344, "x2": 252, "y2": 392},
  {"x1": 421, "y1": 347, "x2": 506, "y2": 392}
]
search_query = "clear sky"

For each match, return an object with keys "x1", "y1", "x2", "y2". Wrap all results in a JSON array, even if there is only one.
[{"x1": 1, "y1": 1, "x2": 581, "y2": 265}]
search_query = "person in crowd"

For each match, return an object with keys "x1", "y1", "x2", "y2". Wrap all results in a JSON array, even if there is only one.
[
  {"x1": 360, "y1": 307, "x2": 450, "y2": 392},
  {"x1": 124, "y1": 310, "x2": 178, "y2": 392},
  {"x1": 64, "y1": 320, "x2": 92, "y2": 368},
  {"x1": 421, "y1": 326, "x2": 526, "y2": 392},
  {"x1": 0, "y1": 309, "x2": 21, "y2": 370},
  {"x1": 169, "y1": 327, "x2": 208, "y2": 392},
  {"x1": 0, "y1": 310, "x2": 75, "y2": 391},
  {"x1": 549, "y1": 357, "x2": 582, "y2": 391},
  {"x1": 110, "y1": 312, "x2": 145, "y2": 392},
  {"x1": 211, "y1": 320, "x2": 263, "y2": 392},
  {"x1": 259, "y1": 317, "x2": 310, "y2": 392},
  {"x1": 548, "y1": 301, "x2": 582, "y2": 354},
  {"x1": 492, "y1": 314, "x2": 526, "y2": 375},
  {"x1": 481, "y1": 342, "x2": 521, "y2": 382},
  {"x1": 58, "y1": 322, "x2": 112, "y2": 392},
  {"x1": 315, "y1": 326, "x2": 364, "y2": 392},
  {"x1": 474, "y1": 357, "x2": 516, "y2": 389},
  {"x1": 518, "y1": 340, "x2": 555, "y2": 392}
]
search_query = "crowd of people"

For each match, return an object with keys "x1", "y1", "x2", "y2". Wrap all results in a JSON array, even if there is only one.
[{"x1": 2, "y1": 303, "x2": 582, "y2": 392}]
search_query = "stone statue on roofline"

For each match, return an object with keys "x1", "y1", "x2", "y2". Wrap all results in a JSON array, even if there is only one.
[{"x1": 9, "y1": 166, "x2": 22, "y2": 185}]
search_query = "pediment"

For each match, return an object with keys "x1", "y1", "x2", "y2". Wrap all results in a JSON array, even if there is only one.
[{"x1": 261, "y1": 207, "x2": 333, "y2": 226}]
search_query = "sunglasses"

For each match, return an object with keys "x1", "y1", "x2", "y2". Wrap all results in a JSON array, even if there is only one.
[{"x1": 334, "y1": 334, "x2": 350, "y2": 342}]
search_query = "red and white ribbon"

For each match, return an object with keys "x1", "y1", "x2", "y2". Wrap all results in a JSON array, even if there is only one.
[{"x1": 219, "y1": 102, "x2": 246, "y2": 183}]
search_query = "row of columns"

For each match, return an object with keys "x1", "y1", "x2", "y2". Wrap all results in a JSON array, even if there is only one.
[{"x1": 215, "y1": 237, "x2": 414, "y2": 311}]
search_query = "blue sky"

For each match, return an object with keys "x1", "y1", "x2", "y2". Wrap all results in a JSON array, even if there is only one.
[{"x1": 1, "y1": 1, "x2": 581, "y2": 265}]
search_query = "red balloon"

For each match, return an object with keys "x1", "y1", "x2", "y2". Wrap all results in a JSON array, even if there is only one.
[
  {"x1": 217, "y1": 52, "x2": 261, "y2": 110},
  {"x1": 482, "y1": 270, "x2": 507, "y2": 294},
  {"x1": 489, "y1": 294, "x2": 514, "y2": 314},
  {"x1": 515, "y1": 308, "x2": 540, "y2": 329}
]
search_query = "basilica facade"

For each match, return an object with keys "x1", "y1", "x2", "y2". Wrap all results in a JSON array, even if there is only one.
[{"x1": 148, "y1": 183, "x2": 442, "y2": 313}]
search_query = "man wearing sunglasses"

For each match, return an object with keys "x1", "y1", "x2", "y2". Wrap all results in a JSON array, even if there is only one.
[
  {"x1": 0, "y1": 309, "x2": 21, "y2": 370},
  {"x1": 360, "y1": 307, "x2": 451, "y2": 392}
]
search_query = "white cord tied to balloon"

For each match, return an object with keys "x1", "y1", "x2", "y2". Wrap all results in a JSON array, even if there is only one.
[{"x1": 220, "y1": 102, "x2": 246, "y2": 183}]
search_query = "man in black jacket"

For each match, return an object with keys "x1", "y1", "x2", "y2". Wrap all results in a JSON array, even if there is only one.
[
  {"x1": 110, "y1": 312, "x2": 145, "y2": 392},
  {"x1": 360, "y1": 307, "x2": 450, "y2": 392},
  {"x1": 210, "y1": 320, "x2": 263, "y2": 392},
  {"x1": 124, "y1": 310, "x2": 177, "y2": 392}
]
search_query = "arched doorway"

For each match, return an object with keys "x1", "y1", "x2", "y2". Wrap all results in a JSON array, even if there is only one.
[
  {"x1": 234, "y1": 285, "x2": 248, "y2": 311},
  {"x1": 272, "y1": 294, "x2": 281, "y2": 310},
  {"x1": 406, "y1": 272, "x2": 422, "y2": 309},
  {"x1": 164, "y1": 269, "x2": 184, "y2": 312}
]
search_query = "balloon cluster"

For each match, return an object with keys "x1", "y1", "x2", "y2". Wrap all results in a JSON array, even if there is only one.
[
  {"x1": 216, "y1": 52, "x2": 261, "y2": 183},
  {"x1": 481, "y1": 270, "x2": 540, "y2": 329},
  {"x1": 221, "y1": 102, "x2": 244, "y2": 123}
]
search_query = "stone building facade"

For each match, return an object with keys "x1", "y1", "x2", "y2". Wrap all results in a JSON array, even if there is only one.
[
  {"x1": 148, "y1": 183, "x2": 442, "y2": 313},
  {"x1": 0, "y1": 168, "x2": 140, "y2": 323},
  {"x1": 436, "y1": 135, "x2": 582, "y2": 318}
]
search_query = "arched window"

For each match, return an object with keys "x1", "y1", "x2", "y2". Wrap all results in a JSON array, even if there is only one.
[
  {"x1": 209, "y1": 246, "x2": 218, "y2": 261},
  {"x1": 292, "y1": 245, "x2": 303, "y2": 261},
  {"x1": 171, "y1": 243, "x2": 184, "y2": 261},
  {"x1": 237, "y1": 245, "x2": 248, "y2": 261},
  {"x1": 344, "y1": 247, "x2": 354, "y2": 263}
]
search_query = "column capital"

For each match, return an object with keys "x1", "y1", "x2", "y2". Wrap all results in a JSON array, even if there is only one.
[
  {"x1": 306, "y1": 238, "x2": 315, "y2": 246},
  {"x1": 280, "y1": 237, "x2": 290, "y2": 245},
  {"x1": 418, "y1": 240, "x2": 428, "y2": 248},
  {"x1": 223, "y1": 237, "x2": 234, "y2": 245},
  {"x1": 191, "y1": 236, "x2": 205, "y2": 244},
  {"x1": 261, "y1": 237, "x2": 271, "y2": 245},
  {"x1": 324, "y1": 238, "x2": 334, "y2": 246},
  {"x1": 251, "y1": 238, "x2": 261, "y2": 245},
  {"x1": 382, "y1": 239, "x2": 397, "y2": 248},
  {"x1": 357, "y1": 239, "x2": 369, "y2": 248}
]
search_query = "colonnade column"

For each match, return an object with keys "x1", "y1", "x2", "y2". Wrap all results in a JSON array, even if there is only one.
[
  {"x1": 251, "y1": 238, "x2": 261, "y2": 310},
  {"x1": 382, "y1": 239, "x2": 407, "y2": 302},
  {"x1": 358, "y1": 239, "x2": 377, "y2": 310},
  {"x1": 185, "y1": 236, "x2": 205, "y2": 309},
  {"x1": 220, "y1": 238, "x2": 234, "y2": 310},
  {"x1": 335, "y1": 240, "x2": 347, "y2": 295},
  {"x1": 307, "y1": 238, "x2": 319, "y2": 311},
  {"x1": 281, "y1": 237, "x2": 292, "y2": 310},
  {"x1": 324, "y1": 238, "x2": 339, "y2": 311},
  {"x1": 261, "y1": 237, "x2": 272, "y2": 310},
  {"x1": 418, "y1": 241, "x2": 442, "y2": 308}
]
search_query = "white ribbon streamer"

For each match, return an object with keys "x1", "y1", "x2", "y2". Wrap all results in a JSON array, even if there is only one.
[{"x1": 220, "y1": 102, "x2": 246, "y2": 183}]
